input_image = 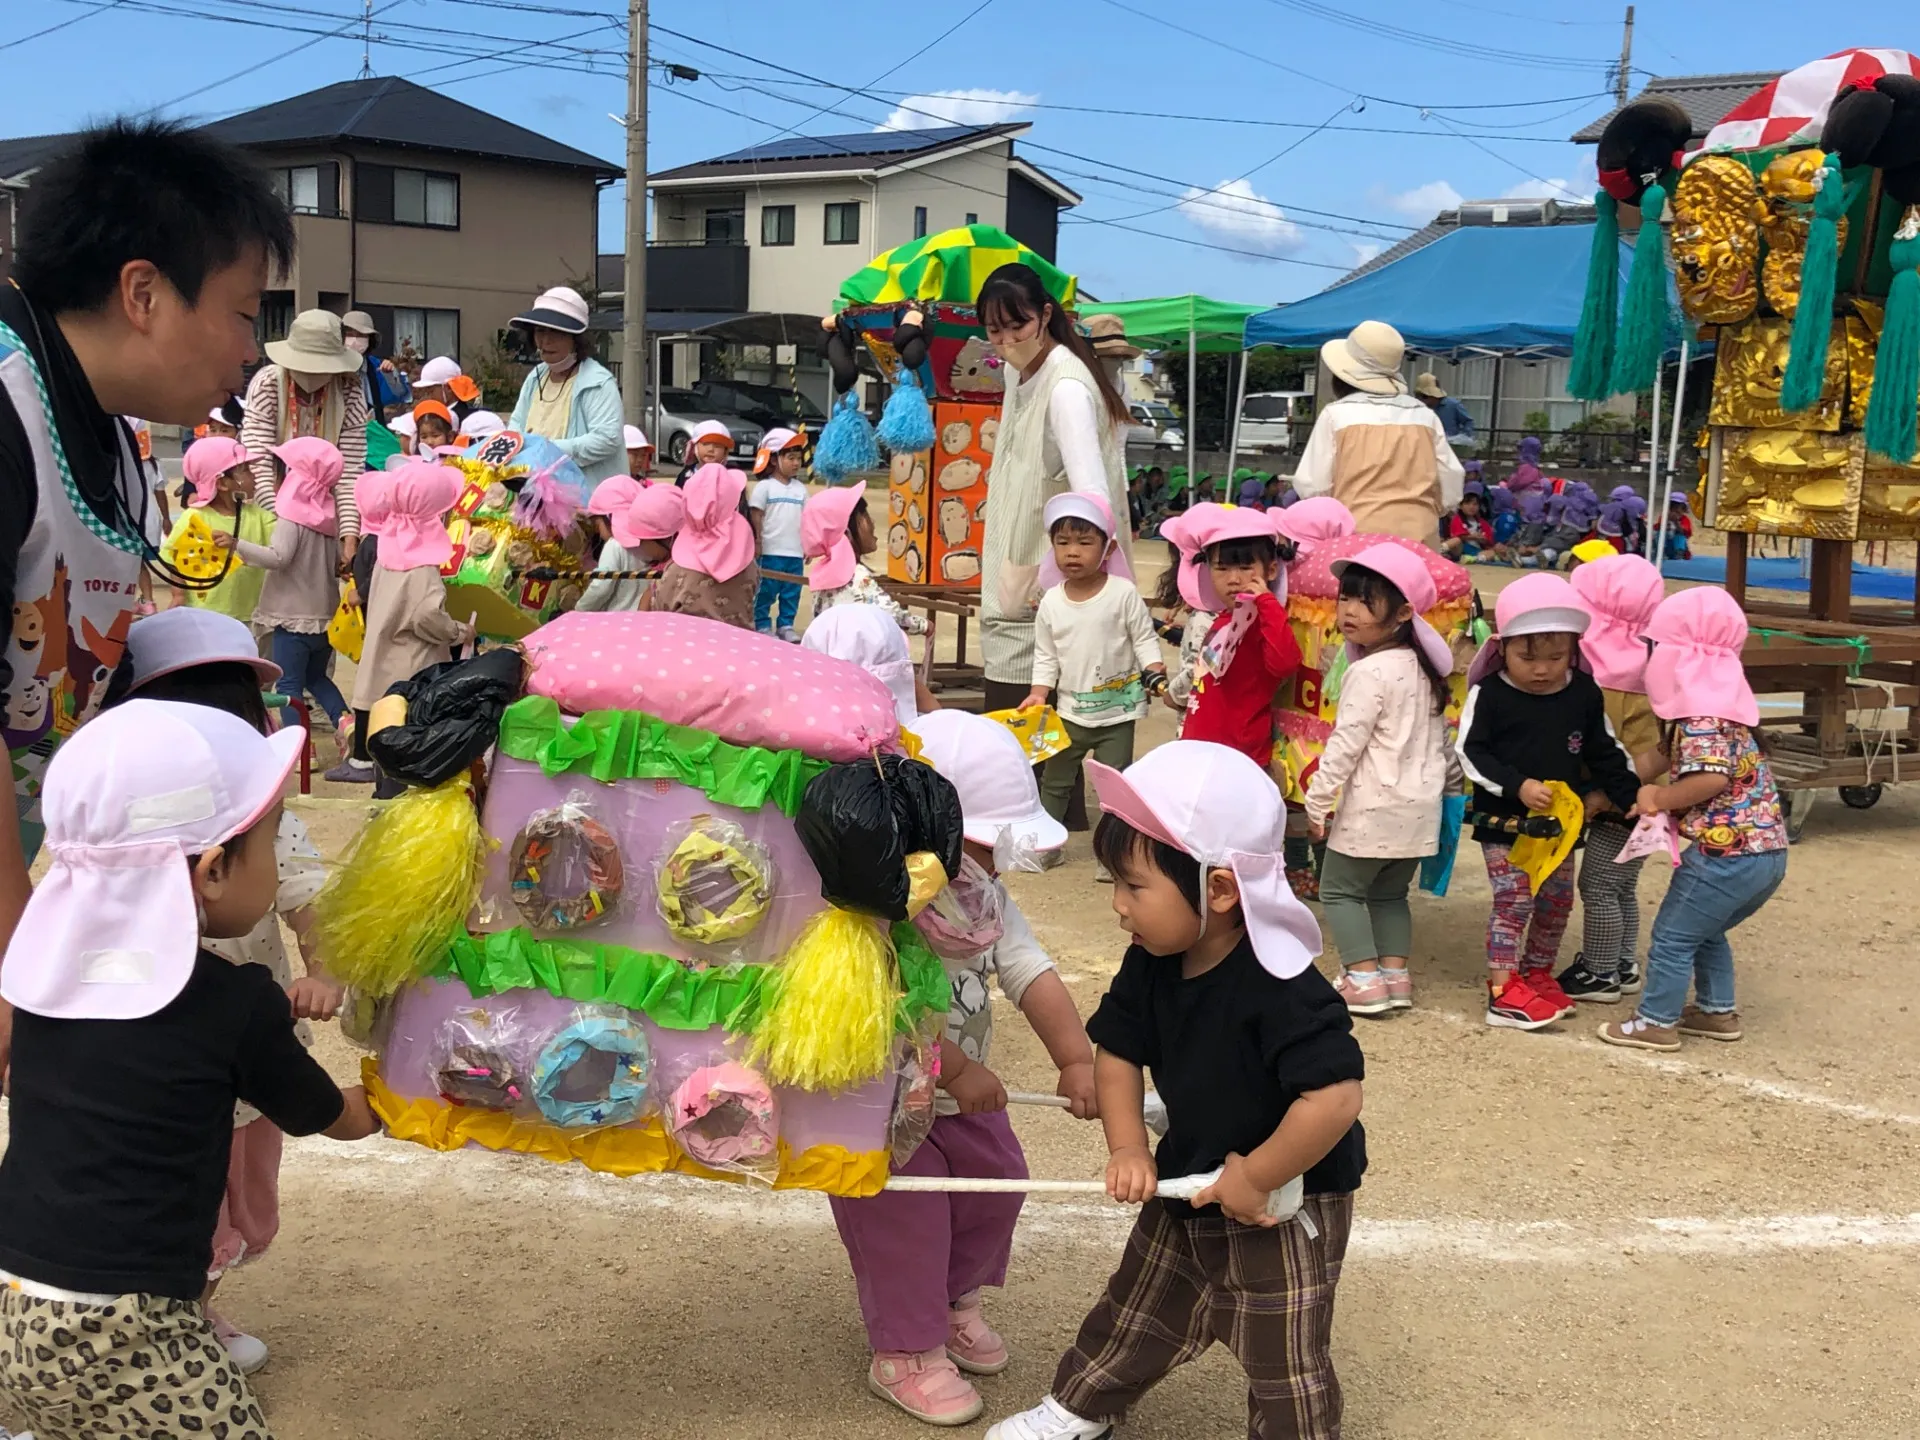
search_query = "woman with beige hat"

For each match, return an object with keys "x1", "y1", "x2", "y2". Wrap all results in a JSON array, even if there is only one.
[
  {"x1": 241, "y1": 308, "x2": 370, "y2": 559},
  {"x1": 1293, "y1": 320, "x2": 1463, "y2": 546}
]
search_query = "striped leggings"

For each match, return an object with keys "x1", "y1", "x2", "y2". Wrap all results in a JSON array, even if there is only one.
[{"x1": 1577, "y1": 820, "x2": 1646, "y2": 976}]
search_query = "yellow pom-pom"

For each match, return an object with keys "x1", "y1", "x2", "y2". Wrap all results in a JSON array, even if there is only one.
[
  {"x1": 313, "y1": 777, "x2": 487, "y2": 996},
  {"x1": 747, "y1": 909, "x2": 898, "y2": 1091}
]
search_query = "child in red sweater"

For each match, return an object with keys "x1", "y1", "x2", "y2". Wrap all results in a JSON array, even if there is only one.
[{"x1": 1160, "y1": 502, "x2": 1302, "y2": 768}]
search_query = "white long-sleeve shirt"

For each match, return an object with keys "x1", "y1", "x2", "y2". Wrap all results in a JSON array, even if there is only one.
[
  {"x1": 1031, "y1": 574, "x2": 1161, "y2": 727},
  {"x1": 1293, "y1": 393, "x2": 1463, "y2": 545}
]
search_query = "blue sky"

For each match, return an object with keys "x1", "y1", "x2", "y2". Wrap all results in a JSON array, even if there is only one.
[{"x1": 2, "y1": 1, "x2": 1914, "y2": 305}]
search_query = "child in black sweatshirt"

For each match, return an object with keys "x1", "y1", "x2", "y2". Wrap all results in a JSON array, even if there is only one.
[{"x1": 1457, "y1": 574, "x2": 1637, "y2": 1032}]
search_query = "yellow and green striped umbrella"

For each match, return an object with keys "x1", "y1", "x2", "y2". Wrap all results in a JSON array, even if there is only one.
[{"x1": 838, "y1": 224, "x2": 1077, "y2": 307}]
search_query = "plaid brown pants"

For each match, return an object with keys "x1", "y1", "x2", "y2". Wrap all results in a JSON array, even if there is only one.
[{"x1": 1052, "y1": 1192, "x2": 1354, "y2": 1440}]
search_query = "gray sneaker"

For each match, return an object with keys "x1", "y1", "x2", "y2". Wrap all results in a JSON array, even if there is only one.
[
  {"x1": 324, "y1": 758, "x2": 377, "y2": 784},
  {"x1": 776, "y1": 626, "x2": 800, "y2": 643}
]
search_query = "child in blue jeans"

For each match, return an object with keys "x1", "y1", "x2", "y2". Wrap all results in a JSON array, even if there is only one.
[
  {"x1": 748, "y1": 427, "x2": 809, "y2": 639},
  {"x1": 1600, "y1": 588, "x2": 1787, "y2": 1051}
]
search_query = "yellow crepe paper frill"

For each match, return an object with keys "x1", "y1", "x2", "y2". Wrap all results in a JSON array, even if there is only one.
[
  {"x1": 1509, "y1": 780, "x2": 1585, "y2": 894},
  {"x1": 363, "y1": 1061, "x2": 888, "y2": 1195},
  {"x1": 747, "y1": 908, "x2": 897, "y2": 1091},
  {"x1": 313, "y1": 778, "x2": 488, "y2": 997}
]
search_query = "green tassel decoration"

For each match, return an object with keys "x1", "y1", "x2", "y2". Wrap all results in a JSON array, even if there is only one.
[
  {"x1": 1607, "y1": 180, "x2": 1671, "y2": 397},
  {"x1": 1864, "y1": 221, "x2": 1920, "y2": 465},
  {"x1": 1567, "y1": 191, "x2": 1620, "y2": 402},
  {"x1": 1779, "y1": 154, "x2": 1847, "y2": 415}
]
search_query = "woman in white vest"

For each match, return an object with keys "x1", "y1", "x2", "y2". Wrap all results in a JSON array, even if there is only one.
[{"x1": 975, "y1": 264, "x2": 1133, "y2": 713}]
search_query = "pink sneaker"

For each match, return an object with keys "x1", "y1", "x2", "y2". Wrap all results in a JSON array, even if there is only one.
[
  {"x1": 947, "y1": 1289, "x2": 1010, "y2": 1375},
  {"x1": 1381, "y1": 967, "x2": 1413, "y2": 1010},
  {"x1": 1334, "y1": 968, "x2": 1394, "y2": 1016},
  {"x1": 869, "y1": 1348, "x2": 983, "y2": 1426}
]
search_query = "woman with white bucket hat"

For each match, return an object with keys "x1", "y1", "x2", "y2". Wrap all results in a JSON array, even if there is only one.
[{"x1": 1292, "y1": 320, "x2": 1464, "y2": 546}]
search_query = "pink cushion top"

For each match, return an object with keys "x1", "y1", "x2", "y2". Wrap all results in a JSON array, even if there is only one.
[
  {"x1": 522, "y1": 610, "x2": 903, "y2": 759},
  {"x1": 1288, "y1": 531, "x2": 1469, "y2": 604}
]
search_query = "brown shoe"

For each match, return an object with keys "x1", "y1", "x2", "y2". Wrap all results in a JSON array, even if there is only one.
[
  {"x1": 1677, "y1": 1005, "x2": 1743, "y2": 1041},
  {"x1": 1597, "y1": 1016, "x2": 1680, "y2": 1051}
]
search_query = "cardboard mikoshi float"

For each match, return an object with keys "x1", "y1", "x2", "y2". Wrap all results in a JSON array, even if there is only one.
[
  {"x1": 315, "y1": 611, "x2": 967, "y2": 1194},
  {"x1": 823, "y1": 225, "x2": 1079, "y2": 590},
  {"x1": 435, "y1": 430, "x2": 595, "y2": 641},
  {"x1": 1273, "y1": 535, "x2": 1473, "y2": 806}
]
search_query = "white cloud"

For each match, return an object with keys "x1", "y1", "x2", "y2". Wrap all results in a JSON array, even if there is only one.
[
  {"x1": 1500, "y1": 155, "x2": 1597, "y2": 204},
  {"x1": 1377, "y1": 180, "x2": 1464, "y2": 221},
  {"x1": 1348, "y1": 239, "x2": 1384, "y2": 267},
  {"x1": 1176, "y1": 178, "x2": 1302, "y2": 257},
  {"x1": 875, "y1": 89, "x2": 1038, "y2": 132}
]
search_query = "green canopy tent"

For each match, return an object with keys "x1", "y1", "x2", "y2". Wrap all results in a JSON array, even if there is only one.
[{"x1": 1094, "y1": 295, "x2": 1263, "y2": 490}]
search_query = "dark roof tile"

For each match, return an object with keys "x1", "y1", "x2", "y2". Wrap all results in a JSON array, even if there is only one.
[
  {"x1": 1570, "y1": 70, "x2": 1782, "y2": 143},
  {"x1": 651, "y1": 123, "x2": 1022, "y2": 182}
]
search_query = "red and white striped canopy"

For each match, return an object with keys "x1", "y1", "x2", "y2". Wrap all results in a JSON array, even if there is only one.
[{"x1": 1698, "y1": 48, "x2": 1920, "y2": 154}]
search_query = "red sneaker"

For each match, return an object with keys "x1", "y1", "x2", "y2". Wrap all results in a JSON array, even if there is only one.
[
  {"x1": 1524, "y1": 968, "x2": 1576, "y2": 1018},
  {"x1": 1486, "y1": 973, "x2": 1562, "y2": 1031}
]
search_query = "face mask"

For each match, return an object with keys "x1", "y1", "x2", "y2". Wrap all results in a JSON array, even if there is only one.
[
  {"x1": 287, "y1": 370, "x2": 330, "y2": 394},
  {"x1": 343, "y1": 335, "x2": 369, "y2": 355},
  {"x1": 544, "y1": 349, "x2": 579, "y2": 377},
  {"x1": 996, "y1": 334, "x2": 1045, "y2": 370}
]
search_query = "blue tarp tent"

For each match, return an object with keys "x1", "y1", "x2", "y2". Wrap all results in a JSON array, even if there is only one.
[{"x1": 1244, "y1": 223, "x2": 1675, "y2": 356}]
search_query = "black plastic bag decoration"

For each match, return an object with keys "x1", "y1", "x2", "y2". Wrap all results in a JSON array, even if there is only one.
[
  {"x1": 367, "y1": 646, "x2": 526, "y2": 788},
  {"x1": 796, "y1": 755, "x2": 964, "y2": 920}
]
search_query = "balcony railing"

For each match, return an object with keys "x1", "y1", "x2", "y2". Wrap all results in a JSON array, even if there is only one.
[{"x1": 645, "y1": 239, "x2": 749, "y2": 313}]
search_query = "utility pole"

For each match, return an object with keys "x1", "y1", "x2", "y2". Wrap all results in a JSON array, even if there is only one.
[
  {"x1": 1613, "y1": 5, "x2": 1634, "y2": 107},
  {"x1": 358, "y1": 0, "x2": 374, "y2": 78},
  {"x1": 621, "y1": 0, "x2": 649, "y2": 425}
]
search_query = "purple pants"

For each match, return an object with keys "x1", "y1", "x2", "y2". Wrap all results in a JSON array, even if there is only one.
[{"x1": 828, "y1": 1109, "x2": 1029, "y2": 1352}]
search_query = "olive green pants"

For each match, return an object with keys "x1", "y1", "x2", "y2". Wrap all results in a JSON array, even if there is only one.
[
  {"x1": 1040, "y1": 718, "x2": 1137, "y2": 823},
  {"x1": 1318, "y1": 850, "x2": 1420, "y2": 964}
]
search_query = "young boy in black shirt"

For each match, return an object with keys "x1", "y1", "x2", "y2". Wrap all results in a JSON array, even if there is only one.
[
  {"x1": 1456, "y1": 573, "x2": 1638, "y2": 1032},
  {"x1": 985, "y1": 741, "x2": 1364, "y2": 1440},
  {"x1": 0, "y1": 699, "x2": 378, "y2": 1439}
]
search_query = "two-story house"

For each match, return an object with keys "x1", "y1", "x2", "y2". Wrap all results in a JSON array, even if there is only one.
[
  {"x1": 642, "y1": 122, "x2": 1081, "y2": 320},
  {"x1": 0, "y1": 78, "x2": 621, "y2": 369}
]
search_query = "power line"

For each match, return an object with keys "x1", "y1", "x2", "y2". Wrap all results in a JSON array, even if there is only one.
[
  {"x1": 1255, "y1": 0, "x2": 1610, "y2": 71},
  {"x1": 1425, "y1": 112, "x2": 1589, "y2": 201},
  {"x1": 1058, "y1": 214, "x2": 1348, "y2": 271},
  {"x1": 1097, "y1": 98, "x2": 1359, "y2": 225},
  {"x1": 146, "y1": 0, "x2": 414, "y2": 111},
  {"x1": 1, "y1": 1, "x2": 126, "y2": 51}
]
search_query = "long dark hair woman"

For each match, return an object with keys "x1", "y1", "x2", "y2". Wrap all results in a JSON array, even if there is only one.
[{"x1": 973, "y1": 263, "x2": 1134, "y2": 710}]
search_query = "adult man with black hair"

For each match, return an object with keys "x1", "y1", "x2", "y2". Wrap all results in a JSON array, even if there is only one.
[{"x1": 0, "y1": 119, "x2": 294, "y2": 1064}]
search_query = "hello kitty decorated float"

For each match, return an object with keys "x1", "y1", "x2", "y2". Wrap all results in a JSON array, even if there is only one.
[{"x1": 314, "y1": 610, "x2": 966, "y2": 1193}]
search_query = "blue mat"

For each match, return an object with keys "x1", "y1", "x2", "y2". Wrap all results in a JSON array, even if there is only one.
[{"x1": 1662, "y1": 554, "x2": 1917, "y2": 600}]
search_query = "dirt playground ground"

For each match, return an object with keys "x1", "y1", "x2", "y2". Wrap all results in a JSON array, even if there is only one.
[{"x1": 11, "y1": 544, "x2": 1920, "y2": 1439}]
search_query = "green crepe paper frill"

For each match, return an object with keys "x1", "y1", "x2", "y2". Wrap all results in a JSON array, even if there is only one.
[
  {"x1": 433, "y1": 922, "x2": 951, "y2": 1039},
  {"x1": 497, "y1": 695, "x2": 831, "y2": 816}
]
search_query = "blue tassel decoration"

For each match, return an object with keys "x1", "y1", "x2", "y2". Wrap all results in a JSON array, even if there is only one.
[
  {"x1": 1865, "y1": 224, "x2": 1920, "y2": 465},
  {"x1": 813, "y1": 390, "x2": 879, "y2": 483},
  {"x1": 1567, "y1": 191, "x2": 1620, "y2": 402},
  {"x1": 1779, "y1": 154, "x2": 1848, "y2": 415},
  {"x1": 1608, "y1": 180, "x2": 1671, "y2": 398},
  {"x1": 876, "y1": 368, "x2": 937, "y2": 456}
]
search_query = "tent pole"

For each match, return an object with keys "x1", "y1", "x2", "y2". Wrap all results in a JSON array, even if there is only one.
[
  {"x1": 1653, "y1": 338, "x2": 1691, "y2": 570},
  {"x1": 1187, "y1": 322, "x2": 1197, "y2": 491},
  {"x1": 1228, "y1": 344, "x2": 1251, "y2": 481},
  {"x1": 1644, "y1": 351, "x2": 1663, "y2": 569}
]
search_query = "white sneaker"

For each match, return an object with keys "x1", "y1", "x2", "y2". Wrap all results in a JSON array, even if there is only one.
[
  {"x1": 209, "y1": 1313, "x2": 269, "y2": 1375},
  {"x1": 984, "y1": 1395, "x2": 1113, "y2": 1440}
]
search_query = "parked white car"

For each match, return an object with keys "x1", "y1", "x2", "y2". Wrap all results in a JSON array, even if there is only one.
[
  {"x1": 1238, "y1": 391, "x2": 1311, "y2": 451},
  {"x1": 654, "y1": 388, "x2": 763, "y2": 466},
  {"x1": 1128, "y1": 401, "x2": 1184, "y2": 448}
]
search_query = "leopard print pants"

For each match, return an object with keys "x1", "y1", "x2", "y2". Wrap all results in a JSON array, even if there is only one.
[{"x1": 0, "y1": 1287, "x2": 271, "y2": 1439}]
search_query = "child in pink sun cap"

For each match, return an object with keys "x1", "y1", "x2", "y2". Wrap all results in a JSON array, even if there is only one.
[
  {"x1": 1305, "y1": 543, "x2": 1460, "y2": 1017},
  {"x1": 163, "y1": 435, "x2": 271, "y2": 622},
  {"x1": 1598, "y1": 587, "x2": 1786, "y2": 1052},
  {"x1": 1456, "y1": 572, "x2": 1638, "y2": 1033},
  {"x1": 1556, "y1": 553, "x2": 1669, "y2": 1003},
  {"x1": 577, "y1": 476, "x2": 650, "y2": 613},
  {"x1": 652, "y1": 462, "x2": 760, "y2": 628},
  {"x1": 987, "y1": 739, "x2": 1361, "y2": 1440},
  {"x1": 802, "y1": 481, "x2": 927, "y2": 634}
]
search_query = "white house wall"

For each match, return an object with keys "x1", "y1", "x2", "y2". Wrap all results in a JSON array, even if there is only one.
[{"x1": 872, "y1": 145, "x2": 1011, "y2": 252}]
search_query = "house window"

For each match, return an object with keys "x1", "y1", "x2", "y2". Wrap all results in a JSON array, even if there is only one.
[
  {"x1": 257, "y1": 290, "x2": 295, "y2": 345},
  {"x1": 760, "y1": 204, "x2": 794, "y2": 246},
  {"x1": 354, "y1": 165, "x2": 459, "y2": 229},
  {"x1": 913, "y1": 206, "x2": 928, "y2": 239},
  {"x1": 964, "y1": 211, "x2": 977, "y2": 225},
  {"x1": 706, "y1": 206, "x2": 745, "y2": 243},
  {"x1": 824, "y1": 202, "x2": 860, "y2": 245},
  {"x1": 267, "y1": 163, "x2": 338, "y2": 217},
  {"x1": 389, "y1": 307, "x2": 460, "y2": 364}
]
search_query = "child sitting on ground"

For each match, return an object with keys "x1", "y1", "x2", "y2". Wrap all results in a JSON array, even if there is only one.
[
  {"x1": 0, "y1": 700, "x2": 378, "y2": 1439},
  {"x1": 1020, "y1": 493, "x2": 1166, "y2": 825},
  {"x1": 651, "y1": 462, "x2": 760, "y2": 628},
  {"x1": 103, "y1": 608, "x2": 345, "y2": 1373},
  {"x1": 1306, "y1": 544, "x2": 1458, "y2": 1017},
  {"x1": 748, "y1": 427, "x2": 810, "y2": 640},
  {"x1": 1599, "y1": 588, "x2": 1788, "y2": 1051},
  {"x1": 985, "y1": 739, "x2": 1363, "y2": 1440},
  {"x1": 1664, "y1": 492, "x2": 1694, "y2": 561},
  {"x1": 1457, "y1": 573, "x2": 1639, "y2": 1031},
  {"x1": 802, "y1": 482, "x2": 928, "y2": 635},
  {"x1": 834, "y1": 710, "x2": 1097, "y2": 1427},
  {"x1": 1158, "y1": 502, "x2": 1301, "y2": 769},
  {"x1": 1557, "y1": 554, "x2": 1667, "y2": 1003},
  {"x1": 164, "y1": 434, "x2": 272, "y2": 622},
  {"x1": 1441, "y1": 485, "x2": 1495, "y2": 559},
  {"x1": 1533, "y1": 481, "x2": 1600, "y2": 570}
]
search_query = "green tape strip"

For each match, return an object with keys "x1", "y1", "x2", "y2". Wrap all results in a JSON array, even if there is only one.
[{"x1": 1750, "y1": 628, "x2": 1872, "y2": 676}]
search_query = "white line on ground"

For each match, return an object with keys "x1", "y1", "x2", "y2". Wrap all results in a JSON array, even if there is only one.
[{"x1": 285, "y1": 1137, "x2": 1920, "y2": 1263}]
